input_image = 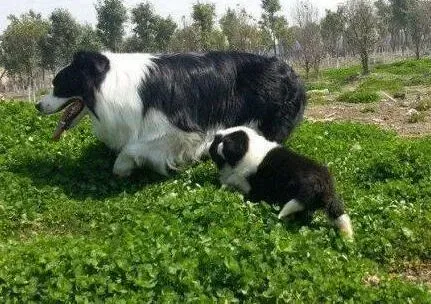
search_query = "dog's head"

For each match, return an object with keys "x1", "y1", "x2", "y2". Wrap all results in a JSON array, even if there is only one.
[
  {"x1": 35, "y1": 51, "x2": 110, "y2": 140},
  {"x1": 209, "y1": 127, "x2": 251, "y2": 169}
]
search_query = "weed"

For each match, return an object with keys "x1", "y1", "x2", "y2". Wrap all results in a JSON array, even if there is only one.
[
  {"x1": 414, "y1": 99, "x2": 431, "y2": 112},
  {"x1": 408, "y1": 111, "x2": 427, "y2": 123},
  {"x1": 361, "y1": 106, "x2": 376, "y2": 113}
]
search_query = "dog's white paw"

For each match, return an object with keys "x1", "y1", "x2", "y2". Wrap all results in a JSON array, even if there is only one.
[
  {"x1": 113, "y1": 166, "x2": 132, "y2": 178},
  {"x1": 113, "y1": 155, "x2": 135, "y2": 177}
]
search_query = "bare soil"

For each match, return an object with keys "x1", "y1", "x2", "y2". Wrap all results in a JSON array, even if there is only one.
[
  {"x1": 390, "y1": 261, "x2": 431, "y2": 290},
  {"x1": 305, "y1": 92, "x2": 431, "y2": 138}
]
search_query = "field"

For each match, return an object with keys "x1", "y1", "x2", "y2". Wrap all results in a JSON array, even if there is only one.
[
  {"x1": 0, "y1": 59, "x2": 431, "y2": 302},
  {"x1": 306, "y1": 59, "x2": 431, "y2": 137}
]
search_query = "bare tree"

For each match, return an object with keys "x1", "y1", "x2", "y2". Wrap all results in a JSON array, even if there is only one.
[
  {"x1": 294, "y1": 0, "x2": 323, "y2": 78},
  {"x1": 342, "y1": 0, "x2": 377, "y2": 75},
  {"x1": 407, "y1": 0, "x2": 431, "y2": 59}
]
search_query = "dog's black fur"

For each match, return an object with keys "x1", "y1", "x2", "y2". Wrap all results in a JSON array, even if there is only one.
[
  {"x1": 209, "y1": 128, "x2": 352, "y2": 237},
  {"x1": 139, "y1": 52, "x2": 306, "y2": 142}
]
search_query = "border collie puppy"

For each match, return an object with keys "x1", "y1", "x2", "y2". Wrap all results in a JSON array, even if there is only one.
[
  {"x1": 35, "y1": 51, "x2": 306, "y2": 177},
  {"x1": 209, "y1": 126, "x2": 353, "y2": 239}
]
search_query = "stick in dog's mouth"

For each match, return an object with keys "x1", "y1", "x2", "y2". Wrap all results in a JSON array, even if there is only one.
[{"x1": 52, "y1": 99, "x2": 85, "y2": 141}]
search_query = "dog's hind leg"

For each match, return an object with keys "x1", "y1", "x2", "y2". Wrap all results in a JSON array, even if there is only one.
[{"x1": 278, "y1": 199, "x2": 305, "y2": 219}]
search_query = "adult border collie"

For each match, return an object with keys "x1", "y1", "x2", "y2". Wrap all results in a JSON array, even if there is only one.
[
  {"x1": 209, "y1": 126, "x2": 353, "y2": 238},
  {"x1": 36, "y1": 51, "x2": 306, "y2": 176}
]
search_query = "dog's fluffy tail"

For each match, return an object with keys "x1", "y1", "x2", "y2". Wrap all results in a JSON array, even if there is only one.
[{"x1": 325, "y1": 196, "x2": 354, "y2": 239}]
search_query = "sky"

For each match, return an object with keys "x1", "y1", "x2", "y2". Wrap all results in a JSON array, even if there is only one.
[{"x1": 0, "y1": 0, "x2": 343, "y2": 34}]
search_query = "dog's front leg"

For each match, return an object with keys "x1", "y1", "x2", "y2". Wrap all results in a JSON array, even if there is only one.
[{"x1": 113, "y1": 150, "x2": 136, "y2": 177}]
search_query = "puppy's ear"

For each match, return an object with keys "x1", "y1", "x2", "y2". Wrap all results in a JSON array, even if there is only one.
[
  {"x1": 222, "y1": 131, "x2": 249, "y2": 167},
  {"x1": 73, "y1": 51, "x2": 110, "y2": 77}
]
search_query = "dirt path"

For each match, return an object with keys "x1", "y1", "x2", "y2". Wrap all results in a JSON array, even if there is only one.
[{"x1": 305, "y1": 100, "x2": 431, "y2": 137}]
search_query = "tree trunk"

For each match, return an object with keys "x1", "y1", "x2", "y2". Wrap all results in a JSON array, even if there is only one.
[
  {"x1": 0, "y1": 70, "x2": 6, "y2": 83},
  {"x1": 360, "y1": 50, "x2": 369, "y2": 75},
  {"x1": 415, "y1": 43, "x2": 420, "y2": 60},
  {"x1": 305, "y1": 60, "x2": 310, "y2": 80}
]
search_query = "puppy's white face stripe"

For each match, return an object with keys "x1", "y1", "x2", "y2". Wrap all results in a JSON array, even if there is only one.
[
  {"x1": 217, "y1": 126, "x2": 279, "y2": 194},
  {"x1": 37, "y1": 94, "x2": 82, "y2": 114}
]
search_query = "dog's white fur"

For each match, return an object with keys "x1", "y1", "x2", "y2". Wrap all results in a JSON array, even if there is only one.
[
  {"x1": 216, "y1": 126, "x2": 279, "y2": 193},
  {"x1": 39, "y1": 53, "x2": 215, "y2": 176},
  {"x1": 278, "y1": 199, "x2": 305, "y2": 219}
]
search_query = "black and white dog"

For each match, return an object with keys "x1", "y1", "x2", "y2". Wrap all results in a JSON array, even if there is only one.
[
  {"x1": 36, "y1": 51, "x2": 306, "y2": 176},
  {"x1": 209, "y1": 126, "x2": 353, "y2": 238}
]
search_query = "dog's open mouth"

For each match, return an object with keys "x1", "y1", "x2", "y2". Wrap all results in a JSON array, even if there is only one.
[{"x1": 53, "y1": 99, "x2": 85, "y2": 141}]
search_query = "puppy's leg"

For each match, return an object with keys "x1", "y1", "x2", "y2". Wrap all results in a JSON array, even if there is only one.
[
  {"x1": 278, "y1": 199, "x2": 305, "y2": 219},
  {"x1": 326, "y1": 197, "x2": 353, "y2": 239},
  {"x1": 113, "y1": 151, "x2": 136, "y2": 177}
]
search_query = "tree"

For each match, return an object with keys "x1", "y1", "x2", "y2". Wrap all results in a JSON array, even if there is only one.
[
  {"x1": 406, "y1": 0, "x2": 431, "y2": 59},
  {"x1": 95, "y1": 0, "x2": 127, "y2": 52},
  {"x1": 192, "y1": 3, "x2": 218, "y2": 51},
  {"x1": 374, "y1": 0, "x2": 391, "y2": 51},
  {"x1": 169, "y1": 26, "x2": 200, "y2": 52},
  {"x1": 129, "y1": 3, "x2": 177, "y2": 53},
  {"x1": 220, "y1": 8, "x2": 263, "y2": 52},
  {"x1": 0, "y1": 10, "x2": 48, "y2": 96},
  {"x1": 294, "y1": 0, "x2": 323, "y2": 78},
  {"x1": 43, "y1": 9, "x2": 81, "y2": 69},
  {"x1": 320, "y1": 9, "x2": 345, "y2": 58},
  {"x1": 343, "y1": 0, "x2": 377, "y2": 75},
  {"x1": 389, "y1": 0, "x2": 409, "y2": 52},
  {"x1": 261, "y1": 0, "x2": 283, "y2": 55},
  {"x1": 78, "y1": 24, "x2": 104, "y2": 52}
]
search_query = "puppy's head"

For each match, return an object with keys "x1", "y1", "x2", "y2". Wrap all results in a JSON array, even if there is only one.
[
  {"x1": 35, "y1": 51, "x2": 110, "y2": 140},
  {"x1": 209, "y1": 128, "x2": 250, "y2": 169}
]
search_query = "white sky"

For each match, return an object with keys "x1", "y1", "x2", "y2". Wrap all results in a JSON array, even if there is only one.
[{"x1": 0, "y1": 0, "x2": 344, "y2": 33}]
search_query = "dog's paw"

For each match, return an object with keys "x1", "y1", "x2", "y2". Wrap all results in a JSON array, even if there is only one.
[
  {"x1": 113, "y1": 166, "x2": 132, "y2": 178},
  {"x1": 113, "y1": 160, "x2": 134, "y2": 177}
]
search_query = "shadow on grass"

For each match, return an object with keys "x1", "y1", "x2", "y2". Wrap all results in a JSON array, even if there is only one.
[{"x1": 9, "y1": 142, "x2": 168, "y2": 200}]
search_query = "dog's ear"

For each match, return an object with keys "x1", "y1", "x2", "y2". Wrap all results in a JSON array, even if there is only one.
[
  {"x1": 222, "y1": 131, "x2": 249, "y2": 167},
  {"x1": 73, "y1": 51, "x2": 110, "y2": 76}
]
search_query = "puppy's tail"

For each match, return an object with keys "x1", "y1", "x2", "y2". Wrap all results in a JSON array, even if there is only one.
[{"x1": 325, "y1": 196, "x2": 354, "y2": 240}]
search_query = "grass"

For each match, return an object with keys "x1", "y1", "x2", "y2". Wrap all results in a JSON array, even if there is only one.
[
  {"x1": 414, "y1": 99, "x2": 431, "y2": 112},
  {"x1": 408, "y1": 111, "x2": 427, "y2": 123},
  {"x1": 337, "y1": 90, "x2": 380, "y2": 104},
  {"x1": 0, "y1": 101, "x2": 431, "y2": 302},
  {"x1": 304, "y1": 58, "x2": 431, "y2": 104}
]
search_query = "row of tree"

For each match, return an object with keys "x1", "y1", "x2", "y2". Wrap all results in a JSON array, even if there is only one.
[{"x1": 1, "y1": 0, "x2": 431, "y2": 95}]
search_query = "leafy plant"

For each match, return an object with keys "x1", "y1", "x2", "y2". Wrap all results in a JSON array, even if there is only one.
[{"x1": 0, "y1": 102, "x2": 430, "y2": 302}]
